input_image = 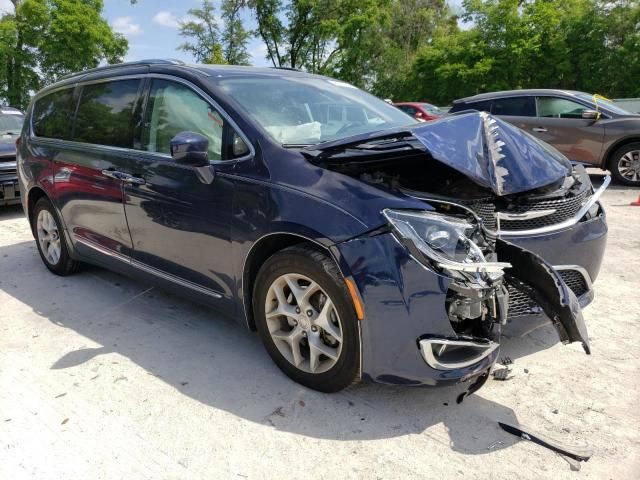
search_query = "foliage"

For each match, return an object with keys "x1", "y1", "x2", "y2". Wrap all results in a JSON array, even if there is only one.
[
  {"x1": 406, "y1": 0, "x2": 640, "y2": 105},
  {"x1": 178, "y1": 0, "x2": 226, "y2": 64},
  {"x1": 221, "y1": 0, "x2": 251, "y2": 65},
  {"x1": 0, "y1": 0, "x2": 127, "y2": 109}
]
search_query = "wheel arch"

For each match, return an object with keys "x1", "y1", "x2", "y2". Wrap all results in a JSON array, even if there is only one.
[
  {"x1": 241, "y1": 232, "x2": 346, "y2": 331},
  {"x1": 603, "y1": 136, "x2": 640, "y2": 169},
  {"x1": 26, "y1": 186, "x2": 49, "y2": 228}
]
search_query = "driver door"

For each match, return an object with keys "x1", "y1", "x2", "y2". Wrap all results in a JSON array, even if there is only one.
[
  {"x1": 526, "y1": 96, "x2": 605, "y2": 164},
  {"x1": 122, "y1": 77, "x2": 243, "y2": 310}
]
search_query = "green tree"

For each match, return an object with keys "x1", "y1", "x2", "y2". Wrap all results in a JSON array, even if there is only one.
[
  {"x1": 405, "y1": 0, "x2": 640, "y2": 105},
  {"x1": 178, "y1": 0, "x2": 226, "y2": 64},
  {"x1": 221, "y1": 0, "x2": 251, "y2": 65},
  {"x1": 0, "y1": 0, "x2": 127, "y2": 109}
]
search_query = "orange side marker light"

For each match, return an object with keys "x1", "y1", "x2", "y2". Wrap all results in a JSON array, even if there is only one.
[{"x1": 345, "y1": 278, "x2": 365, "y2": 321}]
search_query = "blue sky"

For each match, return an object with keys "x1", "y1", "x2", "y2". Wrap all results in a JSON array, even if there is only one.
[
  {"x1": 0, "y1": 0, "x2": 465, "y2": 67},
  {"x1": 103, "y1": 0, "x2": 271, "y2": 66}
]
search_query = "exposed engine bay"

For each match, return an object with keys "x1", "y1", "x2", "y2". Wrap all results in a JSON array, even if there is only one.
[{"x1": 305, "y1": 112, "x2": 597, "y2": 360}]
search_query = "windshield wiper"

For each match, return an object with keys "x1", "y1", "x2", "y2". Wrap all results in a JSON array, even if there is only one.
[{"x1": 283, "y1": 143, "x2": 314, "y2": 148}]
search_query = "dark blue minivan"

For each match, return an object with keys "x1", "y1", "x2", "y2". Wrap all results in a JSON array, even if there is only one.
[{"x1": 17, "y1": 60, "x2": 607, "y2": 394}]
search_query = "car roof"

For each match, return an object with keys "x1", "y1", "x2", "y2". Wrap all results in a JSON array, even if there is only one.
[
  {"x1": 36, "y1": 59, "x2": 333, "y2": 98},
  {"x1": 453, "y1": 89, "x2": 588, "y2": 104}
]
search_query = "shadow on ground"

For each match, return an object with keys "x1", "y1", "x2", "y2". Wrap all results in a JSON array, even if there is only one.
[{"x1": 0, "y1": 235, "x2": 571, "y2": 455}]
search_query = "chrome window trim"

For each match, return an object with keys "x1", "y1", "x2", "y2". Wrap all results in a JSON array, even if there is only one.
[
  {"x1": 74, "y1": 236, "x2": 223, "y2": 299},
  {"x1": 29, "y1": 72, "x2": 255, "y2": 164}
]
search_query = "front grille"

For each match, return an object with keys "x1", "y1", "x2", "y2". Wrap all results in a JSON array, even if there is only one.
[
  {"x1": 0, "y1": 155, "x2": 17, "y2": 181},
  {"x1": 461, "y1": 198, "x2": 497, "y2": 230},
  {"x1": 463, "y1": 188, "x2": 591, "y2": 232},
  {"x1": 507, "y1": 269, "x2": 590, "y2": 318},
  {"x1": 499, "y1": 188, "x2": 589, "y2": 231}
]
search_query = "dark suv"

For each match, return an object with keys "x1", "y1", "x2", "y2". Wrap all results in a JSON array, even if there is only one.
[
  {"x1": 450, "y1": 89, "x2": 640, "y2": 186},
  {"x1": 1, "y1": 106, "x2": 24, "y2": 206},
  {"x1": 17, "y1": 61, "x2": 606, "y2": 393}
]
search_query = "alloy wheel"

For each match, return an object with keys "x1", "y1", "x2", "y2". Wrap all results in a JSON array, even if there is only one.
[
  {"x1": 36, "y1": 209, "x2": 61, "y2": 265},
  {"x1": 618, "y1": 150, "x2": 640, "y2": 183},
  {"x1": 264, "y1": 273, "x2": 343, "y2": 374}
]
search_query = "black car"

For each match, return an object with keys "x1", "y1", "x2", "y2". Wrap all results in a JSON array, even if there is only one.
[
  {"x1": 0, "y1": 106, "x2": 24, "y2": 206},
  {"x1": 17, "y1": 61, "x2": 606, "y2": 393}
]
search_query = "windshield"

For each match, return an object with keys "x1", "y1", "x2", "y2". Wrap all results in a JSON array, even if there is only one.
[
  {"x1": 421, "y1": 103, "x2": 442, "y2": 115},
  {"x1": 574, "y1": 93, "x2": 636, "y2": 116},
  {"x1": 216, "y1": 75, "x2": 416, "y2": 145},
  {"x1": 0, "y1": 112, "x2": 24, "y2": 135}
]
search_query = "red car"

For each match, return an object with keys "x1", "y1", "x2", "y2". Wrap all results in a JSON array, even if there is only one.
[{"x1": 393, "y1": 102, "x2": 443, "y2": 121}]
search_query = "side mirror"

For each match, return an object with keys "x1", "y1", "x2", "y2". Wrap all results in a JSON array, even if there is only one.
[
  {"x1": 581, "y1": 109, "x2": 600, "y2": 120},
  {"x1": 170, "y1": 131, "x2": 209, "y2": 167}
]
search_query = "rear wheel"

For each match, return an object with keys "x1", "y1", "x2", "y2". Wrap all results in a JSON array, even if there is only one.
[
  {"x1": 609, "y1": 143, "x2": 640, "y2": 186},
  {"x1": 33, "y1": 198, "x2": 82, "y2": 275},
  {"x1": 253, "y1": 245, "x2": 360, "y2": 392}
]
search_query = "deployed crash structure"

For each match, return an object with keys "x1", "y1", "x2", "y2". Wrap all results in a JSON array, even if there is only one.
[{"x1": 306, "y1": 112, "x2": 605, "y2": 371}]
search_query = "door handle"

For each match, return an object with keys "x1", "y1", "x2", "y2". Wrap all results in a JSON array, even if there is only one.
[
  {"x1": 101, "y1": 169, "x2": 124, "y2": 180},
  {"x1": 101, "y1": 169, "x2": 145, "y2": 185},
  {"x1": 121, "y1": 174, "x2": 146, "y2": 185},
  {"x1": 532, "y1": 127, "x2": 548, "y2": 133}
]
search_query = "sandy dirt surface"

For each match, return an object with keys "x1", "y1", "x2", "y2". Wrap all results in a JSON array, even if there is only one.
[{"x1": 1, "y1": 175, "x2": 639, "y2": 479}]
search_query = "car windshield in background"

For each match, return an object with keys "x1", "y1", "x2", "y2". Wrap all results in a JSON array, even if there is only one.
[
  {"x1": 0, "y1": 112, "x2": 24, "y2": 135},
  {"x1": 574, "y1": 93, "x2": 636, "y2": 116},
  {"x1": 421, "y1": 103, "x2": 443, "y2": 115},
  {"x1": 216, "y1": 76, "x2": 415, "y2": 145}
]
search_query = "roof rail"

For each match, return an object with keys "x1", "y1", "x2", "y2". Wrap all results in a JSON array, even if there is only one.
[
  {"x1": 59, "y1": 59, "x2": 186, "y2": 81},
  {"x1": 269, "y1": 66, "x2": 301, "y2": 72}
]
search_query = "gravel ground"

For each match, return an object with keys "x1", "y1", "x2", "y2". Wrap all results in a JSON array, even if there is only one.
[{"x1": 1, "y1": 174, "x2": 639, "y2": 479}]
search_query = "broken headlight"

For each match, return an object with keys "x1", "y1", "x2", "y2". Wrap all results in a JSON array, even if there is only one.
[{"x1": 383, "y1": 209, "x2": 511, "y2": 274}]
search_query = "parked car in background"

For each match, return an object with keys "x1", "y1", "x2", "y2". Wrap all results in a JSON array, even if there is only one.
[
  {"x1": 394, "y1": 102, "x2": 443, "y2": 122},
  {"x1": 0, "y1": 106, "x2": 24, "y2": 206},
  {"x1": 18, "y1": 61, "x2": 602, "y2": 395},
  {"x1": 450, "y1": 89, "x2": 640, "y2": 186}
]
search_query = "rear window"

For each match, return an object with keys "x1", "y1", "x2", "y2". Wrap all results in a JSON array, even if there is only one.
[
  {"x1": 74, "y1": 79, "x2": 141, "y2": 148},
  {"x1": 32, "y1": 88, "x2": 75, "y2": 139},
  {"x1": 0, "y1": 111, "x2": 24, "y2": 135},
  {"x1": 491, "y1": 96, "x2": 535, "y2": 116}
]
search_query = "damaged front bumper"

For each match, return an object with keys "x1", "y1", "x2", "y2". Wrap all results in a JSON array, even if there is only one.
[{"x1": 334, "y1": 226, "x2": 590, "y2": 388}]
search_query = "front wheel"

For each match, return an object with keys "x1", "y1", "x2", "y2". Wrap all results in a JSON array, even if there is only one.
[
  {"x1": 609, "y1": 143, "x2": 640, "y2": 186},
  {"x1": 253, "y1": 245, "x2": 360, "y2": 392}
]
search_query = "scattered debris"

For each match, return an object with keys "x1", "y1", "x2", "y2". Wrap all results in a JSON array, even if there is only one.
[
  {"x1": 299, "y1": 400, "x2": 305, "y2": 407},
  {"x1": 499, "y1": 356, "x2": 513, "y2": 366},
  {"x1": 113, "y1": 376, "x2": 128, "y2": 383},
  {"x1": 61, "y1": 418, "x2": 69, "y2": 425},
  {"x1": 552, "y1": 409, "x2": 559, "y2": 414},
  {"x1": 524, "y1": 368, "x2": 529, "y2": 374},
  {"x1": 492, "y1": 367, "x2": 514, "y2": 381},
  {"x1": 180, "y1": 381, "x2": 189, "y2": 386},
  {"x1": 498, "y1": 422, "x2": 593, "y2": 462},
  {"x1": 54, "y1": 393, "x2": 67, "y2": 398}
]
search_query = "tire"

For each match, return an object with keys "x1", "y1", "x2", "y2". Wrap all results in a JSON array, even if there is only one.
[
  {"x1": 32, "y1": 197, "x2": 82, "y2": 276},
  {"x1": 609, "y1": 142, "x2": 640, "y2": 186},
  {"x1": 252, "y1": 245, "x2": 360, "y2": 392}
]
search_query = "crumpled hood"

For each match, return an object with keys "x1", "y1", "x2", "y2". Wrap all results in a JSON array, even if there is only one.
[{"x1": 410, "y1": 112, "x2": 572, "y2": 196}]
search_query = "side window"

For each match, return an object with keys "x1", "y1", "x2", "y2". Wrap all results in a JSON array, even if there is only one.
[
  {"x1": 74, "y1": 79, "x2": 140, "y2": 148},
  {"x1": 491, "y1": 97, "x2": 535, "y2": 116},
  {"x1": 32, "y1": 88, "x2": 75, "y2": 140},
  {"x1": 466, "y1": 100, "x2": 492, "y2": 113},
  {"x1": 142, "y1": 79, "x2": 225, "y2": 160},
  {"x1": 537, "y1": 97, "x2": 587, "y2": 119}
]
